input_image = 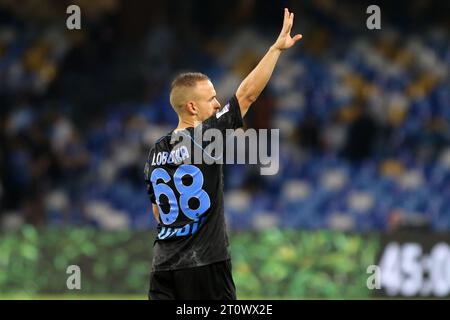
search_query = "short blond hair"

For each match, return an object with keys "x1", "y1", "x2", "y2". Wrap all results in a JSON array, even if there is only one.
[{"x1": 169, "y1": 72, "x2": 210, "y2": 112}]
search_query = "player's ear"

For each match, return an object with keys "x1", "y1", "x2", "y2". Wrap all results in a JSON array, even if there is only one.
[{"x1": 186, "y1": 101, "x2": 198, "y2": 115}]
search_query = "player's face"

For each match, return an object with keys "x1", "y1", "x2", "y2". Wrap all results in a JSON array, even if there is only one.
[{"x1": 193, "y1": 80, "x2": 221, "y2": 122}]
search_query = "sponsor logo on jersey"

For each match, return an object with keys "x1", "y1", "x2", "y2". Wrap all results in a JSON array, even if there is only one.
[{"x1": 216, "y1": 103, "x2": 230, "y2": 119}]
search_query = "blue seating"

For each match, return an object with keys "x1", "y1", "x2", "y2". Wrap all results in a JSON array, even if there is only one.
[{"x1": 2, "y1": 6, "x2": 449, "y2": 232}]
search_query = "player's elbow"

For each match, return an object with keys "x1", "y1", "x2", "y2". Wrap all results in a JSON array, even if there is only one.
[{"x1": 152, "y1": 203, "x2": 161, "y2": 223}]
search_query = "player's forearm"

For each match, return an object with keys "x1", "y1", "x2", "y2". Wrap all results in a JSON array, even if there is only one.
[
  {"x1": 236, "y1": 46, "x2": 282, "y2": 116},
  {"x1": 236, "y1": 8, "x2": 301, "y2": 116}
]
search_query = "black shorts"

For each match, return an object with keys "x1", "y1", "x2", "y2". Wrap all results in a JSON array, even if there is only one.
[{"x1": 149, "y1": 259, "x2": 236, "y2": 300}]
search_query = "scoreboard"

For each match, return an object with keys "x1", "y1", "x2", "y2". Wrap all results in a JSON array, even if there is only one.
[{"x1": 374, "y1": 231, "x2": 450, "y2": 298}]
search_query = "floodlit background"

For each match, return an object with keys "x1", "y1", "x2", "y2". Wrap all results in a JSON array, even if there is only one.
[{"x1": 1, "y1": 0, "x2": 449, "y2": 299}]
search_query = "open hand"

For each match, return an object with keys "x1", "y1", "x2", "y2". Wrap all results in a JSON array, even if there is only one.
[{"x1": 273, "y1": 8, "x2": 303, "y2": 51}]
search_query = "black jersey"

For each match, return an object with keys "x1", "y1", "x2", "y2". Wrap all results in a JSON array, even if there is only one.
[{"x1": 144, "y1": 95, "x2": 243, "y2": 271}]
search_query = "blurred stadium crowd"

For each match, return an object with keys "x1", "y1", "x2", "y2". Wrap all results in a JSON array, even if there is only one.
[{"x1": 1, "y1": 0, "x2": 449, "y2": 231}]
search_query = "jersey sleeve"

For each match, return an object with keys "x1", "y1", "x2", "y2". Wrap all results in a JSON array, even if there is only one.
[
  {"x1": 144, "y1": 150, "x2": 156, "y2": 204},
  {"x1": 203, "y1": 95, "x2": 244, "y2": 132}
]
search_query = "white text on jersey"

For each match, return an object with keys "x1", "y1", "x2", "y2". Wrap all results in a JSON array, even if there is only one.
[{"x1": 152, "y1": 146, "x2": 190, "y2": 166}]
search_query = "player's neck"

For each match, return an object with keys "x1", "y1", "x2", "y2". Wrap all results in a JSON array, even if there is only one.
[{"x1": 175, "y1": 117, "x2": 201, "y2": 131}]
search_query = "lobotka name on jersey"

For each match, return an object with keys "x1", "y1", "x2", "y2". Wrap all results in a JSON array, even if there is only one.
[{"x1": 151, "y1": 146, "x2": 190, "y2": 166}]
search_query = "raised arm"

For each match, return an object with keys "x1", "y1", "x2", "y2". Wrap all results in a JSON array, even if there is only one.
[{"x1": 236, "y1": 8, "x2": 302, "y2": 117}]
